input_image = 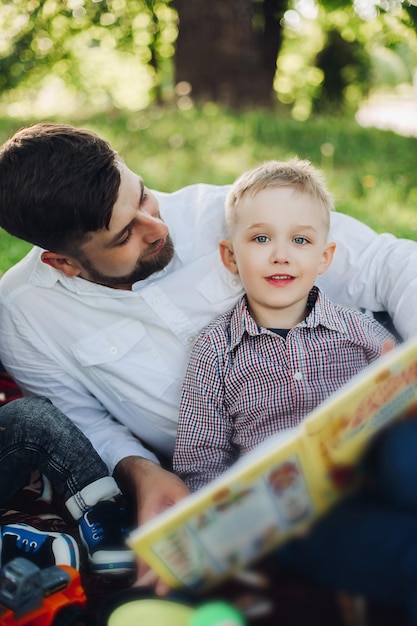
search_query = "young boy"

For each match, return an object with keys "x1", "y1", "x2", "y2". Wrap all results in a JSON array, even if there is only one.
[
  {"x1": 173, "y1": 158, "x2": 396, "y2": 491},
  {"x1": 173, "y1": 158, "x2": 417, "y2": 623},
  {"x1": 0, "y1": 395, "x2": 135, "y2": 576}
]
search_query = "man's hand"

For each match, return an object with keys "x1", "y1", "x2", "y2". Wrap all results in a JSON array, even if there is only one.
[
  {"x1": 381, "y1": 338, "x2": 396, "y2": 356},
  {"x1": 114, "y1": 456, "x2": 190, "y2": 594},
  {"x1": 114, "y1": 455, "x2": 191, "y2": 522}
]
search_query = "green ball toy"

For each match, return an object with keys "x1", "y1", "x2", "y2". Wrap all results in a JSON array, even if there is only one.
[{"x1": 189, "y1": 601, "x2": 247, "y2": 626}]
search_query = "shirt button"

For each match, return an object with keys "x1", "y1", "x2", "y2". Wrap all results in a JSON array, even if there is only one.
[
  {"x1": 109, "y1": 346, "x2": 118, "y2": 355},
  {"x1": 188, "y1": 336, "x2": 196, "y2": 344},
  {"x1": 232, "y1": 279, "x2": 240, "y2": 287},
  {"x1": 293, "y1": 371, "x2": 303, "y2": 381}
]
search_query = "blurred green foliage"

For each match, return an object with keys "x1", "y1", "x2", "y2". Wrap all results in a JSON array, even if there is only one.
[
  {"x1": 0, "y1": 0, "x2": 176, "y2": 115},
  {"x1": 0, "y1": 1, "x2": 416, "y2": 117},
  {"x1": 276, "y1": 4, "x2": 417, "y2": 119},
  {"x1": 0, "y1": 105, "x2": 416, "y2": 273}
]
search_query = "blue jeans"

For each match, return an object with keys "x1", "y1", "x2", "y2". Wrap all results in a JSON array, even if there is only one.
[
  {"x1": 0, "y1": 396, "x2": 120, "y2": 518},
  {"x1": 277, "y1": 418, "x2": 417, "y2": 623}
]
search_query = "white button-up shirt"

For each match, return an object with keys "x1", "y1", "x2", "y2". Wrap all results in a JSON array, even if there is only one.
[{"x1": 0, "y1": 183, "x2": 416, "y2": 472}]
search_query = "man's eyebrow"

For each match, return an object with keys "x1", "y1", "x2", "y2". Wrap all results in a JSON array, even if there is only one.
[{"x1": 138, "y1": 178, "x2": 144, "y2": 204}]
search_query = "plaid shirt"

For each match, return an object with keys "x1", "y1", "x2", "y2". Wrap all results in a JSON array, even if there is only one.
[{"x1": 173, "y1": 287, "x2": 395, "y2": 492}]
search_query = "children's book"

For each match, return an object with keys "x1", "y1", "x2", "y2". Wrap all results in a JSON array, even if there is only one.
[{"x1": 128, "y1": 336, "x2": 417, "y2": 592}]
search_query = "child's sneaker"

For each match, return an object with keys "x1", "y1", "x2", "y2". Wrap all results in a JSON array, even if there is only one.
[
  {"x1": 78, "y1": 501, "x2": 135, "y2": 576},
  {"x1": 0, "y1": 523, "x2": 80, "y2": 570}
]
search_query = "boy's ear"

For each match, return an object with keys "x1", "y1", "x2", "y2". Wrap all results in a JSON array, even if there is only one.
[
  {"x1": 317, "y1": 241, "x2": 336, "y2": 276},
  {"x1": 41, "y1": 251, "x2": 82, "y2": 277},
  {"x1": 219, "y1": 239, "x2": 239, "y2": 275}
]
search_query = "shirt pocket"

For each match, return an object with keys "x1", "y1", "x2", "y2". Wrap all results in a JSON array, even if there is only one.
[{"x1": 71, "y1": 318, "x2": 174, "y2": 404}]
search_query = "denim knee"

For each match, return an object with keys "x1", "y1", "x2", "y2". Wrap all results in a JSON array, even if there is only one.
[{"x1": 0, "y1": 396, "x2": 77, "y2": 441}]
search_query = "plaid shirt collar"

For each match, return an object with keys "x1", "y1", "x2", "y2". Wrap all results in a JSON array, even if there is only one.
[{"x1": 229, "y1": 286, "x2": 352, "y2": 351}]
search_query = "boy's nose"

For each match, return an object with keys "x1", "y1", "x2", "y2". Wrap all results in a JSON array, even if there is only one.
[{"x1": 271, "y1": 247, "x2": 289, "y2": 264}]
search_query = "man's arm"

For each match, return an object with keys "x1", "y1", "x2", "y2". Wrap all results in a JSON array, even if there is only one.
[
  {"x1": 0, "y1": 309, "x2": 190, "y2": 537},
  {"x1": 0, "y1": 292, "x2": 160, "y2": 473},
  {"x1": 320, "y1": 212, "x2": 417, "y2": 340},
  {"x1": 114, "y1": 455, "x2": 190, "y2": 594}
]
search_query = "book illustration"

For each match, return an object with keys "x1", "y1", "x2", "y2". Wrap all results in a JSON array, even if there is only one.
[{"x1": 266, "y1": 459, "x2": 313, "y2": 524}]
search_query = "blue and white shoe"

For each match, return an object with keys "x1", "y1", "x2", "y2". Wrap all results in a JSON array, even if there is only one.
[
  {"x1": 0, "y1": 523, "x2": 79, "y2": 570},
  {"x1": 78, "y1": 501, "x2": 135, "y2": 576}
]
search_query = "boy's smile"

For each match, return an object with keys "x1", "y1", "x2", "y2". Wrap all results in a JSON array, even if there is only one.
[{"x1": 264, "y1": 273, "x2": 296, "y2": 286}]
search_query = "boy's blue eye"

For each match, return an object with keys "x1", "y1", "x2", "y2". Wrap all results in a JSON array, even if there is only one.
[
  {"x1": 294, "y1": 236, "x2": 307, "y2": 245},
  {"x1": 255, "y1": 235, "x2": 269, "y2": 243}
]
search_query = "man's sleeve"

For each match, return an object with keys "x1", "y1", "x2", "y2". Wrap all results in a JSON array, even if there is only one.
[
  {"x1": 0, "y1": 294, "x2": 159, "y2": 473},
  {"x1": 319, "y1": 211, "x2": 417, "y2": 340}
]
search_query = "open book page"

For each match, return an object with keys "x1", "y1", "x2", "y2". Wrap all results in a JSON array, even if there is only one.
[
  {"x1": 128, "y1": 335, "x2": 417, "y2": 592},
  {"x1": 129, "y1": 429, "x2": 319, "y2": 591}
]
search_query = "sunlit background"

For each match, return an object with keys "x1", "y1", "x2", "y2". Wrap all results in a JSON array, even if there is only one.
[
  {"x1": 0, "y1": 0, "x2": 416, "y2": 133},
  {"x1": 0, "y1": 0, "x2": 416, "y2": 273}
]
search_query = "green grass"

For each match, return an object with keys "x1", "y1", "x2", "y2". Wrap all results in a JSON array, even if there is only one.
[{"x1": 0, "y1": 104, "x2": 416, "y2": 273}]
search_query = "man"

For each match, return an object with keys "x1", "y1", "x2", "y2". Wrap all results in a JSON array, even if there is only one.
[{"x1": 0, "y1": 123, "x2": 417, "y2": 604}]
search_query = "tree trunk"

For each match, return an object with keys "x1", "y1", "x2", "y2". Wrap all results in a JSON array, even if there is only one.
[{"x1": 173, "y1": 0, "x2": 285, "y2": 108}]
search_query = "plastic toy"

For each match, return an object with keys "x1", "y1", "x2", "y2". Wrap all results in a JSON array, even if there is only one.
[
  {"x1": 98, "y1": 587, "x2": 247, "y2": 626},
  {"x1": 0, "y1": 556, "x2": 89, "y2": 626},
  {"x1": 189, "y1": 600, "x2": 247, "y2": 625}
]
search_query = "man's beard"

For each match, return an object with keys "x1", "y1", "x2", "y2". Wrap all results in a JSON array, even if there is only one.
[{"x1": 80, "y1": 234, "x2": 175, "y2": 289}]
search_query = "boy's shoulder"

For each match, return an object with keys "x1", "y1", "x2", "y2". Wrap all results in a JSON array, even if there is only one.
[{"x1": 317, "y1": 289, "x2": 396, "y2": 343}]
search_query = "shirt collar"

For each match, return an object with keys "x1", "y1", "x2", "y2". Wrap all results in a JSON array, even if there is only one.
[
  {"x1": 28, "y1": 247, "x2": 132, "y2": 297},
  {"x1": 28, "y1": 243, "x2": 181, "y2": 296},
  {"x1": 229, "y1": 295, "x2": 262, "y2": 350},
  {"x1": 229, "y1": 287, "x2": 351, "y2": 351},
  {"x1": 303, "y1": 286, "x2": 353, "y2": 335}
]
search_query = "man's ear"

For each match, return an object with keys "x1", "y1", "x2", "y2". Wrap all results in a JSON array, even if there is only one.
[
  {"x1": 219, "y1": 239, "x2": 239, "y2": 275},
  {"x1": 317, "y1": 241, "x2": 336, "y2": 276},
  {"x1": 41, "y1": 251, "x2": 82, "y2": 277}
]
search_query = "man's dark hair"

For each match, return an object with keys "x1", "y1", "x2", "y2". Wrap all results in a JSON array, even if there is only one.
[{"x1": 0, "y1": 123, "x2": 121, "y2": 253}]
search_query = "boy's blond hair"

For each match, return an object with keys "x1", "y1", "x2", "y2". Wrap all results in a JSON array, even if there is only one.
[{"x1": 225, "y1": 158, "x2": 334, "y2": 232}]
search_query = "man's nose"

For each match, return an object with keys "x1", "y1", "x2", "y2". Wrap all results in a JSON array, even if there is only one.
[{"x1": 140, "y1": 213, "x2": 169, "y2": 243}]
